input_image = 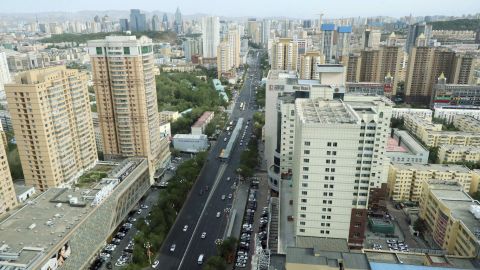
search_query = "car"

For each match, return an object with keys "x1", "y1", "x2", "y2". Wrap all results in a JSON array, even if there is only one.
[
  {"x1": 137, "y1": 209, "x2": 142, "y2": 214},
  {"x1": 224, "y1": 138, "x2": 227, "y2": 142},
  {"x1": 152, "y1": 260, "x2": 160, "y2": 268},
  {"x1": 221, "y1": 195, "x2": 226, "y2": 200},
  {"x1": 201, "y1": 232, "x2": 207, "y2": 239},
  {"x1": 240, "y1": 142, "x2": 243, "y2": 146},
  {"x1": 227, "y1": 177, "x2": 231, "y2": 181},
  {"x1": 228, "y1": 193, "x2": 232, "y2": 199},
  {"x1": 216, "y1": 212, "x2": 221, "y2": 218},
  {"x1": 170, "y1": 244, "x2": 176, "y2": 252},
  {"x1": 183, "y1": 225, "x2": 188, "y2": 232}
]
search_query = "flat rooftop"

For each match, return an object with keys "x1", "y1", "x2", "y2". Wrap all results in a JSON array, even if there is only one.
[
  {"x1": 0, "y1": 159, "x2": 142, "y2": 266},
  {"x1": 429, "y1": 182, "x2": 480, "y2": 242},
  {"x1": 439, "y1": 145, "x2": 480, "y2": 153},
  {"x1": 386, "y1": 129, "x2": 429, "y2": 154},
  {"x1": 391, "y1": 163, "x2": 470, "y2": 173},
  {"x1": 286, "y1": 247, "x2": 369, "y2": 269},
  {"x1": 296, "y1": 99, "x2": 358, "y2": 124},
  {"x1": 173, "y1": 134, "x2": 208, "y2": 140}
]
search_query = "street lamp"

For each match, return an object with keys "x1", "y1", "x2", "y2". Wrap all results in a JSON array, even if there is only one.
[{"x1": 144, "y1": 241, "x2": 152, "y2": 265}]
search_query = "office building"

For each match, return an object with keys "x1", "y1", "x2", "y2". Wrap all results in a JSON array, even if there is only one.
[
  {"x1": 405, "y1": 23, "x2": 432, "y2": 53},
  {"x1": 362, "y1": 29, "x2": 381, "y2": 49},
  {"x1": 119, "y1": 18, "x2": 129, "y2": 31},
  {"x1": 265, "y1": 67, "x2": 346, "y2": 192},
  {"x1": 386, "y1": 128, "x2": 429, "y2": 164},
  {"x1": 321, "y1": 24, "x2": 336, "y2": 63},
  {"x1": 201, "y1": 16, "x2": 220, "y2": 58},
  {"x1": 162, "y1": 13, "x2": 169, "y2": 31},
  {"x1": 129, "y1": 9, "x2": 147, "y2": 32},
  {"x1": 419, "y1": 181, "x2": 480, "y2": 257},
  {"x1": 299, "y1": 51, "x2": 324, "y2": 80},
  {"x1": 270, "y1": 38, "x2": 298, "y2": 71},
  {"x1": 88, "y1": 36, "x2": 170, "y2": 181},
  {"x1": 173, "y1": 7, "x2": 183, "y2": 34},
  {"x1": 5, "y1": 66, "x2": 97, "y2": 191},
  {"x1": 335, "y1": 26, "x2": 352, "y2": 62},
  {"x1": 0, "y1": 121, "x2": 17, "y2": 216},
  {"x1": 151, "y1": 15, "x2": 161, "y2": 32},
  {"x1": 292, "y1": 96, "x2": 392, "y2": 247},
  {"x1": 387, "y1": 163, "x2": 472, "y2": 202},
  {"x1": 0, "y1": 158, "x2": 150, "y2": 269}
]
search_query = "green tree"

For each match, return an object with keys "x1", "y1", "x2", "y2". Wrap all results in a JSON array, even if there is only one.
[
  {"x1": 217, "y1": 237, "x2": 238, "y2": 263},
  {"x1": 413, "y1": 218, "x2": 427, "y2": 234},
  {"x1": 428, "y1": 147, "x2": 439, "y2": 163},
  {"x1": 203, "y1": 256, "x2": 227, "y2": 270}
]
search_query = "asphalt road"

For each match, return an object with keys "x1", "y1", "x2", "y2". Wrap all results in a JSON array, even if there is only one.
[{"x1": 154, "y1": 50, "x2": 263, "y2": 270}]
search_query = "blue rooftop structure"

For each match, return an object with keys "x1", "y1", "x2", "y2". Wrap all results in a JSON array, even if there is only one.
[
  {"x1": 337, "y1": 26, "x2": 352, "y2": 33},
  {"x1": 321, "y1": 24, "x2": 335, "y2": 31}
]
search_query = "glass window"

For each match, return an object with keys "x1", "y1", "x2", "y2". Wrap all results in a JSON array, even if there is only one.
[
  {"x1": 96, "y1": 47, "x2": 103, "y2": 55},
  {"x1": 123, "y1": 47, "x2": 130, "y2": 55}
]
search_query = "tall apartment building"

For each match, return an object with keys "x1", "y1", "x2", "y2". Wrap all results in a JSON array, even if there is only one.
[
  {"x1": 88, "y1": 36, "x2": 170, "y2": 181},
  {"x1": 359, "y1": 49, "x2": 380, "y2": 83},
  {"x1": 362, "y1": 29, "x2": 381, "y2": 49},
  {"x1": 346, "y1": 53, "x2": 361, "y2": 82},
  {"x1": 201, "y1": 16, "x2": 220, "y2": 58},
  {"x1": 335, "y1": 26, "x2": 352, "y2": 62},
  {"x1": 451, "y1": 52, "x2": 476, "y2": 85},
  {"x1": 405, "y1": 23, "x2": 432, "y2": 53},
  {"x1": 299, "y1": 51, "x2": 324, "y2": 80},
  {"x1": 270, "y1": 38, "x2": 298, "y2": 71},
  {"x1": 227, "y1": 26, "x2": 241, "y2": 68},
  {"x1": 419, "y1": 181, "x2": 480, "y2": 257},
  {"x1": 5, "y1": 66, "x2": 97, "y2": 191},
  {"x1": 217, "y1": 41, "x2": 232, "y2": 78},
  {"x1": 183, "y1": 37, "x2": 203, "y2": 62},
  {"x1": 292, "y1": 96, "x2": 392, "y2": 247},
  {"x1": 0, "y1": 121, "x2": 17, "y2": 216},
  {"x1": 387, "y1": 163, "x2": 472, "y2": 202}
]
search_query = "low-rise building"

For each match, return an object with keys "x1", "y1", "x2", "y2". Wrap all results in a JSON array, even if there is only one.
[
  {"x1": 434, "y1": 107, "x2": 480, "y2": 124},
  {"x1": 160, "y1": 121, "x2": 171, "y2": 139},
  {"x1": 438, "y1": 145, "x2": 480, "y2": 164},
  {"x1": 172, "y1": 134, "x2": 209, "y2": 153},
  {"x1": 386, "y1": 129, "x2": 429, "y2": 164},
  {"x1": 14, "y1": 184, "x2": 35, "y2": 203},
  {"x1": 391, "y1": 108, "x2": 432, "y2": 120},
  {"x1": 191, "y1": 111, "x2": 214, "y2": 135},
  {"x1": 453, "y1": 114, "x2": 480, "y2": 132},
  {"x1": 0, "y1": 158, "x2": 150, "y2": 270},
  {"x1": 159, "y1": 110, "x2": 180, "y2": 123},
  {"x1": 404, "y1": 115, "x2": 480, "y2": 148},
  {"x1": 419, "y1": 180, "x2": 480, "y2": 257},
  {"x1": 387, "y1": 163, "x2": 472, "y2": 202}
]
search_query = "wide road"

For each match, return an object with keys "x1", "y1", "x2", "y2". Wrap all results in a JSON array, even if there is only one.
[{"x1": 154, "y1": 50, "x2": 263, "y2": 270}]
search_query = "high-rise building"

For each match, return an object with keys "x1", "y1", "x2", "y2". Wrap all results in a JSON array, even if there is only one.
[
  {"x1": 362, "y1": 29, "x2": 381, "y2": 49},
  {"x1": 5, "y1": 66, "x2": 98, "y2": 191},
  {"x1": 335, "y1": 26, "x2": 352, "y2": 62},
  {"x1": 0, "y1": 51, "x2": 11, "y2": 99},
  {"x1": 451, "y1": 52, "x2": 476, "y2": 85},
  {"x1": 129, "y1": 9, "x2": 147, "y2": 32},
  {"x1": 0, "y1": 120, "x2": 17, "y2": 216},
  {"x1": 228, "y1": 26, "x2": 241, "y2": 68},
  {"x1": 346, "y1": 53, "x2": 361, "y2": 83},
  {"x1": 270, "y1": 38, "x2": 298, "y2": 71},
  {"x1": 162, "y1": 13, "x2": 169, "y2": 31},
  {"x1": 262, "y1": 19, "x2": 271, "y2": 47},
  {"x1": 247, "y1": 19, "x2": 262, "y2": 44},
  {"x1": 405, "y1": 23, "x2": 432, "y2": 53},
  {"x1": 183, "y1": 37, "x2": 203, "y2": 62},
  {"x1": 299, "y1": 51, "x2": 324, "y2": 80},
  {"x1": 292, "y1": 96, "x2": 392, "y2": 248},
  {"x1": 201, "y1": 16, "x2": 220, "y2": 58},
  {"x1": 217, "y1": 42, "x2": 232, "y2": 78},
  {"x1": 321, "y1": 24, "x2": 336, "y2": 63},
  {"x1": 174, "y1": 7, "x2": 183, "y2": 34},
  {"x1": 151, "y1": 15, "x2": 161, "y2": 32},
  {"x1": 88, "y1": 36, "x2": 170, "y2": 181},
  {"x1": 359, "y1": 49, "x2": 380, "y2": 83}
]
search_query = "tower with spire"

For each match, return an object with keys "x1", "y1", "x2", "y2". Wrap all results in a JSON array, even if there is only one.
[{"x1": 174, "y1": 7, "x2": 183, "y2": 34}]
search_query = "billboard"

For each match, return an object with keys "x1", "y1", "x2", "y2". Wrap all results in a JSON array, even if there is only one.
[{"x1": 41, "y1": 242, "x2": 72, "y2": 270}]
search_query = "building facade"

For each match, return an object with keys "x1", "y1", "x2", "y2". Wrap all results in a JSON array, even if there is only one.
[
  {"x1": 201, "y1": 16, "x2": 220, "y2": 58},
  {"x1": 0, "y1": 121, "x2": 17, "y2": 216},
  {"x1": 270, "y1": 38, "x2": 299, "y2": 71}
]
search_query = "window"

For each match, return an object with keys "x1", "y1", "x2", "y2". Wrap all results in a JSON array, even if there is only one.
[
  {"x1": 300, "y1": 221, "x2": 306, "y2": 225},
  {"x1": 332, "y1": 160, "x2": 336, "y2": 164},
  {"x1": 304, "y1": 150, "x2": 310, "y2": 154},
  {"x1": 302, "y1": 183, "x2": 308, "y2": 187},
  {"x1": 333, "y1": 142, "x2": 337, "y2": 147},
  {"x1": 303, "y1": 167, "x2": 309, "y2": 171},
  {"x1": 301, "y1": 199, "x2": 307, "y2": 203},
  {"x1": 302, "y1": 191, "x2": 308, "y2": 195},
  {"x1": 300, "y1": 206, "x2": 307, "y2": 210},
  {"x1": 303, "y1": 175, "x2": 309, "y2": 180},
  {"x1": 303, "y1": 158, "x2": 310, "y2": 163},
  {"x1": 330, "y1": 176, "x2": 334, "y2": 180},
  {"x1": 96, "y1": 47, "x2": 103, "y2": 54},
  {"x1": 299, "y1": 229, "x2": 305, "y2": 232},
  {"x1": 324, "y1": 176, "x2": 329, "y2": 180},
  {"x1": 141, "y1": 45, "x2": 152, "y2": 54},
  {"x1": 300, "y1": 214, "x2": 306, "y2": 218},
  {"x1": 327, "y1": 142, "x2": 332, "y2": 146},
  {"x1": 327, "y1": 151, "x2": 331, "y2": 155},
  {"x1": 326, "y1": 159, "x2": 330, "y2": 164},
  {"x1": 123, "y1": 47, "x2": 130, "y2": 55},
  {"x1": 304, "y1": 141, "x2": 311, "y2": 146},
  {"x1": 325, "y1": 168, "x2": 330, "y2": 172},
  {"x1": 332, "y1": 151, "x2": 336, "y2": 155}
]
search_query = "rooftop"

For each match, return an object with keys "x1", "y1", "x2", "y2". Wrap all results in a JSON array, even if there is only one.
[
  {"x1": 428, "y1": 181, "x2": 480, "y2": 242},
  {"x1": 286, "y1": 246, "x2": 369, "y2": 269},
  {"x1": 173, "y1": 134, "x2": 208, "y2": 140},
  {"x1": 386, "y1": 129, "x2": 429, "y2": 154},
  {"x1": 439, "y1": 144, "x2": 480, "y2": 153},
  {"x1": 296, "y1": 99, "x2": 357, "y2": 124},
  {"x1": 192, "y1": 111, "x2": 214, "y2": 128},
  {"x1": 391, "y1": 163, "x2": 470, "y2": 173}
]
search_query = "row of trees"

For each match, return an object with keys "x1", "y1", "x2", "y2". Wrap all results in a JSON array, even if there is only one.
[
  {"x1": 429, "y1": 19, "x2": 480, "y2": 31},
  {"x1": 238, "y1": 112, "x2": 264, "y2": 179},
  {"x1": 125, "y1": 152, "x2": 207, "y2": 269},
  {"x1": 203, "y1": 237, "x2": 238, "y2": 270}
]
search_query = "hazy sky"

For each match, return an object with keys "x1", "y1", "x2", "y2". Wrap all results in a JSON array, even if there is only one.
[{"x1": 1, "y1": 0, "x2": 479, "y2": 18}]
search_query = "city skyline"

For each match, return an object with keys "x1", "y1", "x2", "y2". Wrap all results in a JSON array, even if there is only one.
[{"x1": 1, "y1": 0, "x2": 479, "y2": 18}]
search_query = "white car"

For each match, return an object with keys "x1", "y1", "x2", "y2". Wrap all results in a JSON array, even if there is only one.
[
  {"x1": 170, "y1": 244, "x2": 176, "y2": 252},
  {"x1": 183, "y1": 225, "x2": 188, "y2": 232},
  {"x1": 201, "y1": 232, "x2": 207, "y2": 239},
  {"x1": 216, "y1": 212, "x2": 221, "y2": 218},
  {"x1": 152, "y1": 260, "x2": 160, "y2": 268}
]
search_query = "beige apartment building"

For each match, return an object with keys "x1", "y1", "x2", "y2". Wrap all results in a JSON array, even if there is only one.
[
  {"x1": 159, "y1": 110, "x2": 180, "y2": 123},
  {"x1": 404, "y1": 114, "x2": 480, "y2": 148},
  {"x1": 453, "y1": 114, "x2": 480, "y2": 132},
  {"x1": 419, "y1": 181, "x2": 480, "y2": 257},
  {"x1": 88, "y1": 36, "x2": 170, "y2": 180},
  {"x1": 217, "y1": 41, "x2": 232, "y2": 78},
  {"x1": 387, "y1": 163, "x2": 472, "y2": 202},
  {"x1": 5, "y1": 66, "x2": 97, "y2": 191},
  {"x1": 438, "y1": 145, "x2": 480, "y2": 164},
  {"x1": 271, "y1": 38, "x2": 298, "y2": 71},
  {"x1": 0, "y1": 121, "x2": 17, "y2": 216},
  {"x1": 299, "y1": 51, "x2": 324, "y2": 80}
]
